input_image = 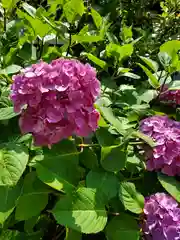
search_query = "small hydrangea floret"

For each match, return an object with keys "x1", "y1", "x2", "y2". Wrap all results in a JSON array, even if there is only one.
[
  {"x1": 140, "y1": 115, "x2": 180, "y2": 176},
  {"x1": 11, "y1": 58, "x2": 100, "y2": 146},
  {"x1": 143, "y1": 193, "x2": 180, "y2": 240}
]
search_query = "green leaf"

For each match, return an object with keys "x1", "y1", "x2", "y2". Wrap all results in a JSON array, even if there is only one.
[
  {"x1": 72, "y1": 35, "x2": 103, "y2": 43},
  {"x1": 105, "y1": 214, "x2": 140, "y2": 240},
  {"x1": 63, "y1": 0, "x2": 84, "y2": 23},
  {"x1": 84, "y1": 53, "x2": 106, "y2": 69},
  {"x1": 91, "y1": 8, "x2": 102, "y2": 29},
  {"x1": 169, "y1": 81, "x2": 180, "y2": 90},
  {"x1": 0, "y1": 143, "x2": 29, "y2": 186},
  {"x1": 138, "y1": 63, "x2": 160, "y2": 88},
  {"x1": 106, "y1": 43, "x2": 133, "y2": 62},
  {"x1": 121, "y1": 25, "x2": 133, "y2": 43},
  {"x1": 15, "y1": 172, "x2": 49, "y2": 221},
  {"x1": 119, "y1": 72, "x2": 140, "y2": 79},
  {"x1": 2, "y1": 0, "x2": 20, "y2": 9},
  {"x1": 101, "y1": 146, "x2": 127, "y2": 172},
  {"x1": 79, "y1": 148, "x2": 98, "y2": 170},
  {"x1": 0, "y1": 107, "x2": 19, "y2": 121},
  {"x1": 158, "y1": 173, "x2": 180, "y2": 202},
  {"x1": 96, "y1": 127, "x2": 116, "y2": 147},
  {"x1": 0, "y1": 183, "x2": 22, "y2": 225},
  {"x1": 0, "y1": 229, "x2": 43, "y2": 240},
  {"x1": 160, "y1": 40, "x2": 180, "y2": 56},
  {"x1": 65, "y1": 228, "x2": 82, "y2": 240},
  {"x1": 140, "y1": 56, "x2": 159, "y2": 72},
  {"x1": 0, "y1": 65, "x2": 22, "y2": 75},
  {"x1": 35, "y1": 153, "x2": 80, "y2": 193},
  {"x1": 158, "y1": 52, "x2": 172, "y2": 68},
  {"x1": 96, "y1": 100, "x2": 126, "y2": 135},
  {"x1": 86, "y1": 169, "x2": 119, "y2": 201},
  {"x1": 119, "y1": 182, "x2": 144, "y2": 214},
  {"x1": 52, "y1": 187, "x2": 107, "y2": 233},
  {"x1": 22, "y1": 3, "x2": 36, "y2": 18}
]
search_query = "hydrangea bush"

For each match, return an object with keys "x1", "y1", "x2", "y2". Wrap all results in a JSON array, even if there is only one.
[{"x1": 0, "y1": 0, "x2": 180, "y2": 239}]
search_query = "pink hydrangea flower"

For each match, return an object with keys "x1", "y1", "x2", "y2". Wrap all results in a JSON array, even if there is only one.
[
  {"x1": 143, "y1": 193, "x2": 180, "y2": 240},
  {"x1": 11, "y1": 58, "x2": 100, "y2": 146},
  {"x1": 140, "y1": 115, "x2": 180, "y2": 176},
  {"x1": 160, "y1": 86, "x2": 180, "y2": 107}
]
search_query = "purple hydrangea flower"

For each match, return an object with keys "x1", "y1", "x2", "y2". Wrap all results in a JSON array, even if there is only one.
[
  {"x1": 160, "y1": 86, "x2": 180, "y2": 107},
  {"x1": 143, "y1": 193, "x2": 180, "y2": 240},
  {"x1": 140, "y1": 115, "x2": 180, "y2": 176},
  {"x1": 11, "y1": 58, "x2": 100, "y2": 146}
]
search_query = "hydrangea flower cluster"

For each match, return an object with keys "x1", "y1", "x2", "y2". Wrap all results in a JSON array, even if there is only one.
[
  {"x1": 11, "y1": 58, "x2": 100, "y2": 146},
  {"x1": 140, "y1": 115, "x2": 180, "y2": 176},
  {"x1": 160, "y1": 86, "x2": 180, "y2": 107},
  {"x1": 143, "y1": 193, "x2": 180, "y2": 240}
]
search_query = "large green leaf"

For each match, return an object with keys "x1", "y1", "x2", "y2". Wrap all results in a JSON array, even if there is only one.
[
  {"x1": 140, "y1": 56, "x2": 159, "y2": 72},
  {"x1": 35, "y1": 153, "x2": 80, "y2": 193},
  {"x1": 52, "y1": 187, "x2": 107, "y2": 233},
  {"x1": 158, "y1": 173, "x2": 180, "y2": 202},
  {"x1": 86, "y1": 169, "x2": 119, "y2": 201},
  {"x1": 160, "y1": 40, "x2": 180, "y2": 56},
  {"x1": 105, "y1": 214, "x2": 140, "y2": 240},
  {"x1": 138, "y1": 63, "x2": 160, "y2": 88},
  {"x1": 91, "y1": 8, "x2": 102, "y2": 29},
  {"x1": 0, "y1": 182, "x2": 22, "y2": 225},
  {"x1": 0, "y1": 143, "x2": 29, "y2": 186},
  {"x1": 15, "y1": 172, "x2": 49, "y2": 221},
  {"x1": 85, "y1": 53, "x2": 107, "y2": 69},
  {"x1": 119, "y1": 182, "x2": 144, "y2": 214},
  {"x1": 101, "y1": 146, "x2": 127, "y2": 172},
  {"x1": 72, "y1": 35, "x2": 103, "y2": 43},
  {"x1": 106, "y1": 43, "x2": 133, "y2": 62},
  {"x1": 2, "y1": 0, "x2": 20, "y2": 9},
  {"x1": 0, "y1": 107, "x2": 19, "y2": 121},
  {"x1": 63, "y1": 0, "x2": 84, "y2": 23}
]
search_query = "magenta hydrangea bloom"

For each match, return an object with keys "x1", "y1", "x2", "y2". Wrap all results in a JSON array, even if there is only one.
[
  {"x1": 143, "y1": 193, "x2": 180, "y2": 240},
  {"x1": 160, "y1": 86, "x2": 180, "y2": 107},
  {"x1": 140, "y1": 115, "x2": 180, "y2": 176},
  {"x1": 11, "y1": 58, "x2": 100, "y2": 146}
]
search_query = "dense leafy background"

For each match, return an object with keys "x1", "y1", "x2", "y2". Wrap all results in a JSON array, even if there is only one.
[{"x1": 0, "y1": 0, "x2": 179, "y2": 239}]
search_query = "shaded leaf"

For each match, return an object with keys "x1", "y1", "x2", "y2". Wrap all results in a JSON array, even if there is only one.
[
  {"x1": 105, "y1": 214, "x2": 140, "y2": 240},
  {"x1": 101, "y1": 146, "x2": 127, "y2": 172},
  {"x1": 79, "y1": 148, "x2": 98, "y2": 170},
  {"x1": 15, "y1": 172, "x2": 49, "y2": 221},
  {"x1": 35, "y1": 153, "x2": 80, "y2": 193},
  {"x1": 0, "y1": 182, "x2": 22, "y2": 225},
  {"x1": 86, "y1": 169, "x2": 119, "y2": 201}
]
